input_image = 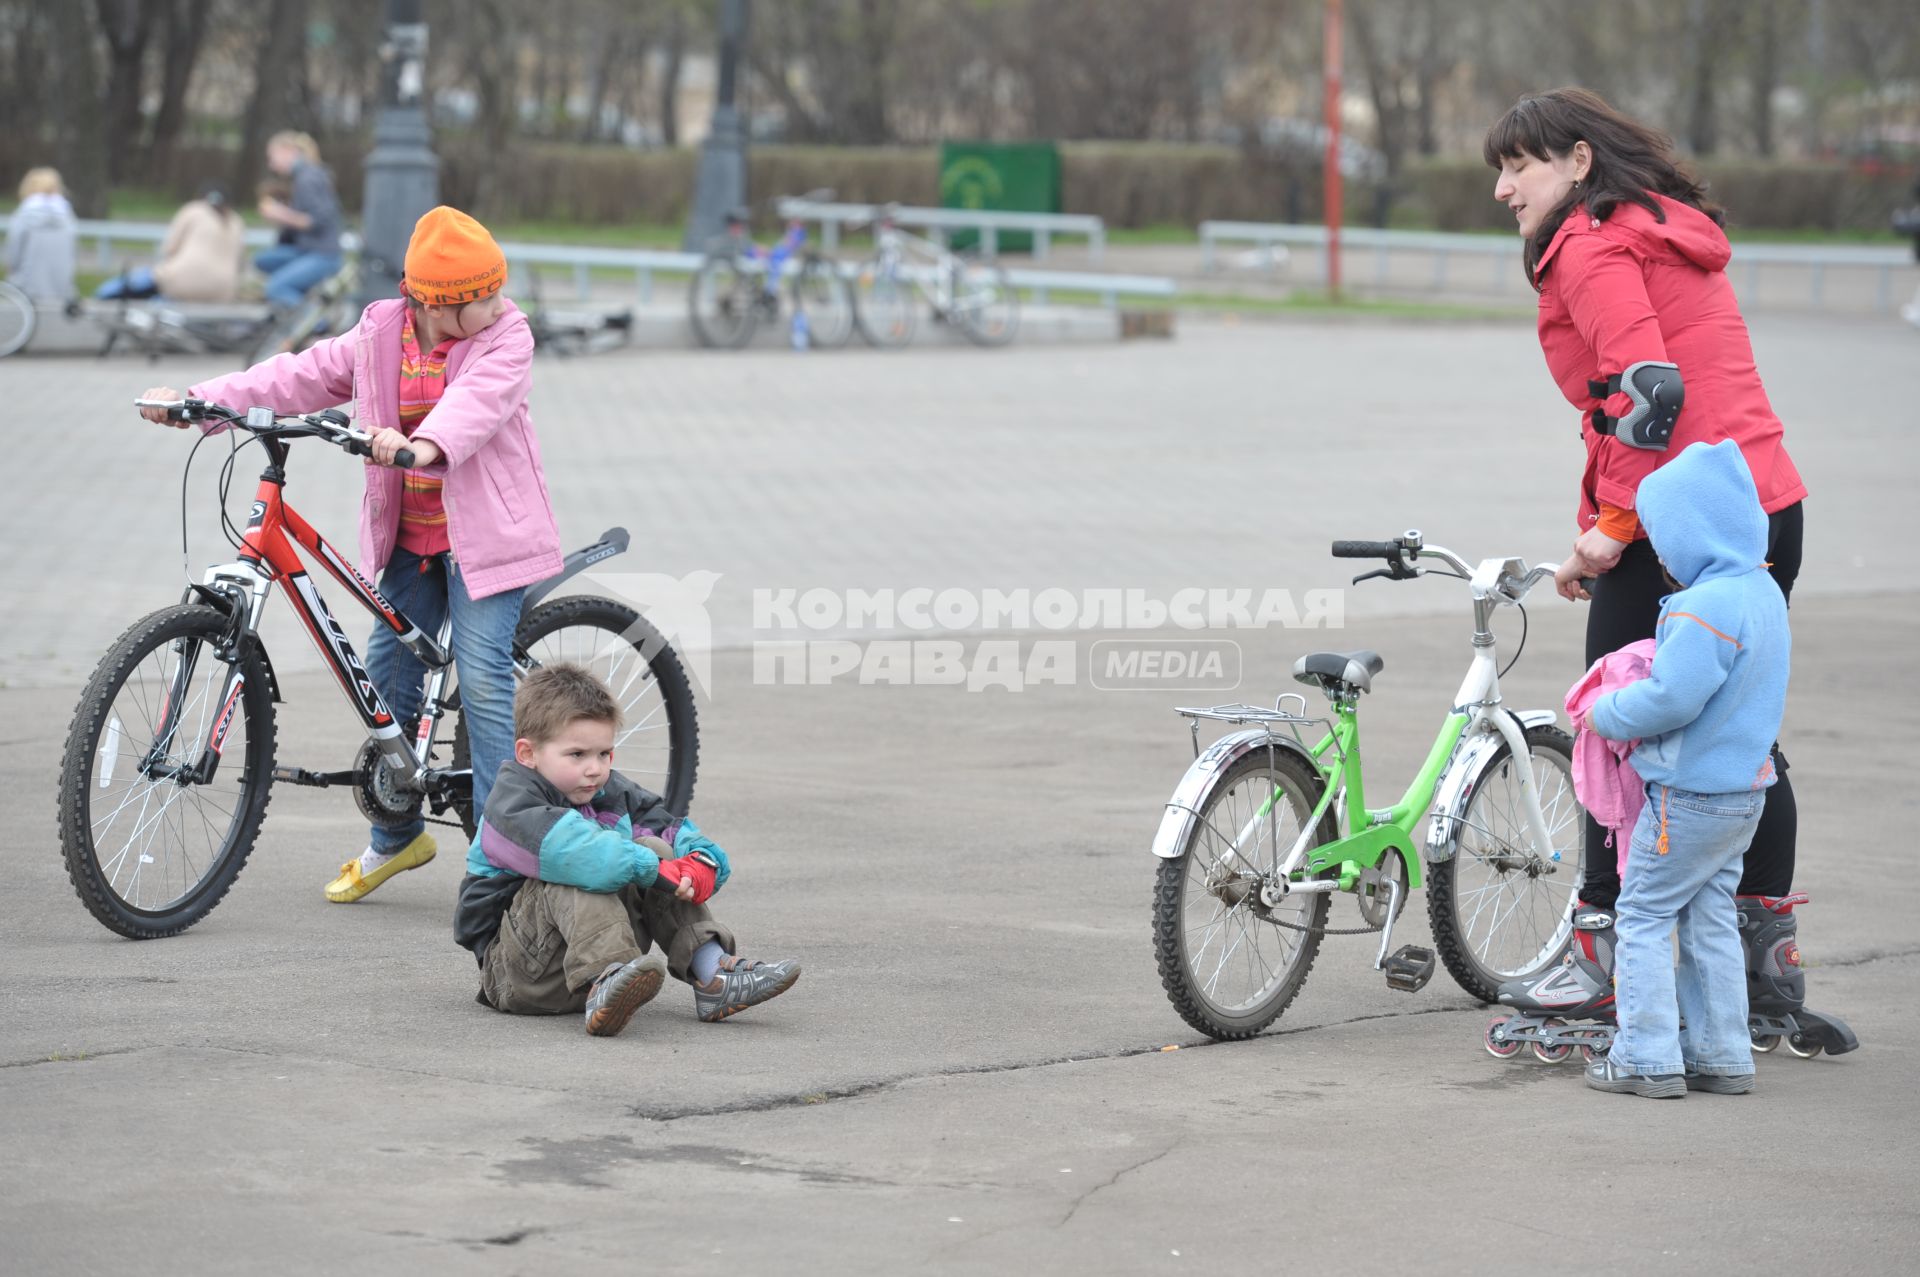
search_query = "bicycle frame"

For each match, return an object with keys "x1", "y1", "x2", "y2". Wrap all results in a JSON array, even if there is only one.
[
  {"x1": 872, "y1": 221, "x2": 959, "y2": 313},
  {"x1": 1156, "y1": 548, "x2": 1563, "y2": 912},
  {"x1": 175, "y1": 435, "x2": 452, "y2": 786}
]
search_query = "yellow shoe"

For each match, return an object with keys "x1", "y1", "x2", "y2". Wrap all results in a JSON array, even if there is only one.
[{"x1": 324, "y1": 833, "x2": 437, "y2": 903}]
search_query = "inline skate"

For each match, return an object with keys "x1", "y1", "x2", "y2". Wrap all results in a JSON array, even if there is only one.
[
  {"x1": 1484, "y1": 904, "x2": 1618, "y2": 1063},
  {"x1": 1741, "y1": 894, "x2": 1860, "y2": 1058}
]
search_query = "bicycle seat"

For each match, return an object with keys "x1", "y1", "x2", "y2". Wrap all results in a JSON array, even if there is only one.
[{"x1": 1292, "y1": 649, "x2": 1384, "y2": 694}]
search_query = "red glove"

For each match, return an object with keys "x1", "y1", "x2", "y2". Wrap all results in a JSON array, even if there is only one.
[{"x1": 655, "y1": 854, "x2": 717, "y2": 905}]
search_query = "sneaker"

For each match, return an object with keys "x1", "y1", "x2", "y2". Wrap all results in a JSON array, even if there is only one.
[
  {"x1": 1684, "y1": 1071, "x2": 1755, "y2": 1095},
  {"x1": 324, "y1": 832, "x2": 436, "y2": 903},
  {"x1": 695, "y1": 957, "x2": 801, "y2": 1023},
  {"x1": 584, "y1": 954, "x2": 668, "y2": 1037},
  {"x1": 1585, "y1": 1056, "x2": 1685, "y2": 1098}
]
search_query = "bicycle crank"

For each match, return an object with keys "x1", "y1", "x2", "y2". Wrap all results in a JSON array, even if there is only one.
[{"x1": 351, "y1": 738, "x2": 423, "y2": 829}]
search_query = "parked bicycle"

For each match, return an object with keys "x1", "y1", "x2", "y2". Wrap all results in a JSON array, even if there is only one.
[
  {"x1": 519, "y1": 267, "x2": 636, "y2": 358},
  {"x1": 0, "y1": 279, "x2": 40, "y2": 356},
  {"x1": 852, "y1": 203, "x2": 1018, "y2": 349},
  {"x1": 1152, "y1": 531, "x2": 1586, "y2": 1040},
  {"x1": 687, "y1": 193, "x2": 853, "y2": 350},
  {"x1": 57, "y1": 398, "x2": 699, "y2": 939}
]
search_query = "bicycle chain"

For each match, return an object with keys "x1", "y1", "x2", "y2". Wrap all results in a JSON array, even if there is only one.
[{"x1": 1262, "y1": 914, "x2": 1386, "y2": 937}]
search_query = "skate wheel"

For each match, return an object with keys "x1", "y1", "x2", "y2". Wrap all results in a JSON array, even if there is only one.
[
  {"x1": 1785, "y1": 1037, "x2": 1824, "y2": 1059},
  {"x1": 1532, "y1": 1020, "x2": 1575, "y2": 1064},
  {"x1": 1581, "y1": 1043, "x2": 1609, "y2": 1063},
  {"x1": 1750, "y1": 1032, "x2": 1780, "y2": 1053},
  {"x1": 1485, "y1": 1018, "x2": 1523, "y2": 1059}
]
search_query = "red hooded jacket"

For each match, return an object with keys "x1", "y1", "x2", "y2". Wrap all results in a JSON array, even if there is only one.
[{"x1": 1535, "y1": 193, "x2": 1807, "y2": 536}]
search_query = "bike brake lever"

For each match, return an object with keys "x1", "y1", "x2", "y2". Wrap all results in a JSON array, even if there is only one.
[{"x1": 1352, "y1": 569, "x2": 1391, "y2": 585}]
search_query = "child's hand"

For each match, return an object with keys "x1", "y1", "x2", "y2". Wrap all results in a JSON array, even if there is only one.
[
  {"x1": 139, "y1": 387, "x2": 188, "y2": 426},
  {"x1": 366, "y1": 427, "x2": 440, "y2": 468},
  {"x1": 656, "y1": 855, "x2": 717, "y2": 905}
]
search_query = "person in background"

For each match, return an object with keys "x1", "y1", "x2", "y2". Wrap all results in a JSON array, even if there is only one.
[
  {"x1": 95, "y1": 184, "x2": 247, "y2": 303},
  {"x1": 252, "y1": 131, "x2": 343, "y2": 309},
  {"x1": 3, "y1": 167, "x2": 78, "y2": 303}
]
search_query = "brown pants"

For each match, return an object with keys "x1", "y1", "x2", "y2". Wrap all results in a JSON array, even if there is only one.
[{"x1": 480, "y1": 878, "x2": 735, "y2": 1016}]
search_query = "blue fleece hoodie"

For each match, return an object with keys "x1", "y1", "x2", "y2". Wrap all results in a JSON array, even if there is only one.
[{"x1": 1590, "y1": 440, "x2": 1790, "y2": 794}]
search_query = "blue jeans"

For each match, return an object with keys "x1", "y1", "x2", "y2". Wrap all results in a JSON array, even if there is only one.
[
  {"x1": 364, "y1": 550, "x2": 524, "y2": 853},
  {"x1": 254, "y1": 244, "x2": 342, "y2": 307},
  {"x1": 95, "y1": 266, "x2": 158, "y2": 300},
  {"x1": 1611, "y1": 783, "x2": 1764, "y2": 1077}
]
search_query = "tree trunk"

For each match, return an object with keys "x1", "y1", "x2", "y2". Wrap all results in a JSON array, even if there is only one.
[
  {"x1": 579, "y1": 29, "x2": 624, "y2": 142},
  {"x1": 93, "y1": 0, "x2": 156, "y2": 184},
  {"x1": 48, "y1": 1, "x2": 110, "y2": 217},
  {"x1": 234, "y1": 0, "x2": 313, "y2": 202},
  {"x1": 660, "y1": 8, "x2": 685, "y2": 146},
  {"x1": 1748, "y1": 0, "x2": 1779, "y2": 157},
  {"x1": 148, "y1": 0, "x2": 215, "y2": 187},
  {"x1": 1349, "y1": 2, "x2": 1408, "y2": 179}
]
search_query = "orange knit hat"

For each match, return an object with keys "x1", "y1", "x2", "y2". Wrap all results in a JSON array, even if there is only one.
[{"x1": 401, "y1": 206, "x2": 506, "y2": 305}]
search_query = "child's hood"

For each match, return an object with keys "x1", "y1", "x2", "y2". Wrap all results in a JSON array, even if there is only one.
[{"x1": 1636, "y1": 439, "x2": 1767, "y2": 587}]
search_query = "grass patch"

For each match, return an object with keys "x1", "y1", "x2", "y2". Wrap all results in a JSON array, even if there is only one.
[{"x1": 1107, "y1": 223, "x2": 1200, "y2": 246}]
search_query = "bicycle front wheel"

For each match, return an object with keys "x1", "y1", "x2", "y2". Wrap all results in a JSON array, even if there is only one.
[
  {"x1": 1153, "y1": 747, "x2": 1333, "y2": 1040},
  {"x1": 56, "y1": 605, "x2": 277, "y2": 938},
  {"x1": 853, "y1": 258, "x2": 917, "y2": 348},
  {"x1": 793, "y1": 256, "x2": 854, "y2": 349},
  {"x1": 0, "y1": 281, "x2": 37, "y2": 357},
  {"x1": 688, "y1": 255, "x2": 758, "y2": 349},
  {"x1": 1426, "y1": 724, "x2": 1585, "y2": 1001},
  {"x1": 452, "y1": 595, "x2": 699, "y2": 837},
  {"x1": 950, "y1": 256, "x2": 1018, "y2": 347}
]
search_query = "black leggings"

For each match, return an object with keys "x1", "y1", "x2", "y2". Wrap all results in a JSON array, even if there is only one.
[{"x1": 1579, "y1": 501, "x2": 1803, "y2": 908}]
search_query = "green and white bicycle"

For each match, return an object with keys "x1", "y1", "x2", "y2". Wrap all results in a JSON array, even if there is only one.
[{"x1": 1152, "y1": 530, "x2": 1588, "y2": 1040}]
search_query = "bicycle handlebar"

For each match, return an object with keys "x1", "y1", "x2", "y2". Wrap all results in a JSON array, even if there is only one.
[
  {"x1": 134, "y1": 398, "x2": 415, "y2": 468},
  {"x1": 1330, "y1": 540, "x2": 1400, "y2": 558}
]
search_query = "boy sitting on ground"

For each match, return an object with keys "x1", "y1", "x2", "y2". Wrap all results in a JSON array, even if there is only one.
[{"x1": 455, "y1": 663, "x2": 800, "y2": 1036}]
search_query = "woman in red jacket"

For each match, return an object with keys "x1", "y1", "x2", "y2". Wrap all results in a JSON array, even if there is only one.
[{"x1": 1484, "y1": 89, "x2": 1847, "y2": 1048}]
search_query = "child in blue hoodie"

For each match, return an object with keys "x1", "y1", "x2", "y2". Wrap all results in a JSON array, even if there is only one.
[{"x1": 1582, "y1": 440, "x2": 1790, "y2": 1098}]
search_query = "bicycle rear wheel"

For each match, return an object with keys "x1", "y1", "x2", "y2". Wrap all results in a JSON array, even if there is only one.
[
  {"x1": 452, "y1": 595, "x2": 699, "y2": 837},
  {"x1": 1153, "y1": 747, "x2": 1332, "y2": 1040},
  {"x1": 688, "y1": 256, "x2": 758, "y2": 349},
  {"x1": 792, "y1": 256, "x2": 854, "y2": 349},
  {"x1": 853, "y1": 258, "x2": 917, "y2": 348},
  {"x1": 56, "y1": 605, "x2": 277, "y2": 938},
  {"x1": 0, "y1": 281, "x2": 37, "y2": 357},
  {"x1": 1426, "y1": 724, "x2": 1585, "y2": 1001},
  {"x1": 951, "y1": 256, "x2": 1018, "y2": 347}
]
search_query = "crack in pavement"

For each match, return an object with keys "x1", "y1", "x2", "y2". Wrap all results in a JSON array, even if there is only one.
[
  {"x1": 0, "y1": 1046, "x2": 144, "y2": 1070},
  {"x1": 1057, "y1": 1141, "x2": 1181, "y2": 1230}
]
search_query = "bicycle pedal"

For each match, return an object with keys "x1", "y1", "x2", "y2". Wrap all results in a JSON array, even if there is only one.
[{"x1": 1382, "y1": 944, "x2": 1436, "y2": 993}]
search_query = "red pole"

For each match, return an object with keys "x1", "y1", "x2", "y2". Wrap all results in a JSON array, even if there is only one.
[{"x1": 1323, "y1": 0, "x2": 1344, "y2": 300}]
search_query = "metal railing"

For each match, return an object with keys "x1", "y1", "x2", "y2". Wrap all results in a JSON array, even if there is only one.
[
  {"x1": 772, "y1": 198, "x2": 1106, "y2": 262},
  {"x1": 7, "y1": 216, "x2": 1171, "y2": 309},
  {"x1": 1197, "y1": 219, "x2": 1915, "y2": 310}
]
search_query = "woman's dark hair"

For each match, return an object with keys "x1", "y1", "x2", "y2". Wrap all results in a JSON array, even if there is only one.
[
  {"x1": 198, "y1": 182, "x2": 237, "y2": 221},
  {"x1": 1484, "y1": 87, "x2": 1723, "y2": 288}
]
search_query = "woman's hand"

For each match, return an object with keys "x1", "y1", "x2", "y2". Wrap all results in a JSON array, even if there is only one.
[
  {"x1": 1555, "y1": 554, "x2": 1594, "y2": 602},
  {"x1": 1573, "y1": 527, "x2": 1627, "y2": 573},
  {"x1": 138, "y1": 386, "x2": 188, "y2": 427},
  {"x1": 366, "y1": 428, "x2": 440, "y2": 468}
]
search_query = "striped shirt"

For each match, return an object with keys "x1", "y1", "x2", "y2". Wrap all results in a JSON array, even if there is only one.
[{"x1": 396, "y1": 313, "x2": 456, "y2": 557}]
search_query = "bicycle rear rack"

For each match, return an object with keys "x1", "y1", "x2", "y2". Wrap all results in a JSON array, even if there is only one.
[{"x1": 1174, "y1": 694, "x2": 1319, "y2": 758}]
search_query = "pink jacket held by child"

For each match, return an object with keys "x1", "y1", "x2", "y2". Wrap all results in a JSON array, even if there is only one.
[{"x1": 1566, "y1": 638, "x2": 1657, "y2": 876}]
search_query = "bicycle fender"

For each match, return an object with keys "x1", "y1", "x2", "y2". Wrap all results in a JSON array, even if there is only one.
[
  {"x1": 520, "y1": 526, "x2": 631, "y2": 612},
  {"x1": 1425, "y1": 709, "x2": 1556, "y2": 862},
  {"x1": 1151, "y1": 728, "x2": 1320, "y2": 860}
]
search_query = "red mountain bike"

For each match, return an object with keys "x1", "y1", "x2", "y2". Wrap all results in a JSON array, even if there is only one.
[{"x1": 57, "y1": 398, "x2": 699, "y2": 939}]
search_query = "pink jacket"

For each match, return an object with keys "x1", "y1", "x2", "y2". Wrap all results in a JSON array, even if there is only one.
[
  {"x1": 189, "y1": 298, "x2": 562, "y2": 599},
  {"x1": 1566, "y1": 639, "x2": 1657, "y2": 876}
]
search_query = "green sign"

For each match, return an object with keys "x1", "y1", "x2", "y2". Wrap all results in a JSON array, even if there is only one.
[{"x1": 938, "y1": 141, "x2": 1061, "y2": 253}]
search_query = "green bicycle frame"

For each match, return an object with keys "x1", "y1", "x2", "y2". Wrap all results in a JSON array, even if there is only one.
[{"x1": 1256, "y1": 706, "x2": 1470, "y2": 892}]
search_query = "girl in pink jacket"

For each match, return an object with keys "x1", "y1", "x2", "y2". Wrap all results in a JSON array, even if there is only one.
[{"x1": 139, "y1": 206, "x2": 561, "y2": 903}]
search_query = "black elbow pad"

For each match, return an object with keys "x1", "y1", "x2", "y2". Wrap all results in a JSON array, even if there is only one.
[{"x1": 1587, "y1": 361, "x2": 1684, "y2": 450}]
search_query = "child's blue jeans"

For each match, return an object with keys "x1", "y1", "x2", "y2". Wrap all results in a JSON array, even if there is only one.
[
  {"x1": 1610, "y1": 782, "x2": 1764, "y2": 1078},
  {"x1": 364, "y1": 549, "x2": 523, "y2": 854}
]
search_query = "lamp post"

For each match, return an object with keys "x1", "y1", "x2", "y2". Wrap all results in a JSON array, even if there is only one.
[
  {"x1": 357, "y1": 0, "x2": 440, "y2": 309},
  {"x1": 683, "y1": 0, "x2": 750, "y2": 251}
]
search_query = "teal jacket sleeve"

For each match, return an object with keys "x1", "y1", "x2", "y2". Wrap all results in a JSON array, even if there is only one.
[
  {"x1": 1591, "y1": 608, "x2": 1740, "y2": 742},
  {"x1": 672, "y1": 818, "x2": 732, "y2": 891}
]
